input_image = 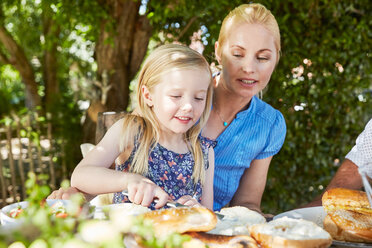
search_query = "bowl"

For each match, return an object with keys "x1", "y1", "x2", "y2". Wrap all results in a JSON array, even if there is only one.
[{"x1": 0, "y1": 200, "x2": 70, "y2": 226}]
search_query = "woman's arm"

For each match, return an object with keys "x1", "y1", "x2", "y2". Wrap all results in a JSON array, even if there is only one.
[
  {"x1": 201, "y1": 147, "x2": 215, "y2": 210},
  {"x1": 229, "y1": 156, "x2": 272, "y2": 214}
]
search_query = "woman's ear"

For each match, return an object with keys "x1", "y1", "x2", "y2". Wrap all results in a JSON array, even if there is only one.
[
  {"x1": 141, "y1": 85, "x2": 153, "y2": 107},
  {"x1": 215, "y1": 41, "x2": 222, "y2": 64}
]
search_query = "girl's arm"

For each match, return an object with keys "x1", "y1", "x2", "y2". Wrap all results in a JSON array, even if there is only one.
[
  {"x1": 70, "y1": 118, "x2": 169, "y2": 208},
  {"x1": 71, "y1": 118, "x2": 127, "y2": 194},
  {"x1": 201, "y1": 147, "x2": 215, "y2": 210},
  {"x1": 229, "y1": 156, "x2": 272, "y2": 214}
]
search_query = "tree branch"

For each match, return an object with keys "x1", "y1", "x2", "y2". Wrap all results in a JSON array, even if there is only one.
[
  {"x1": 175, "y1": 16, "x2": 198, "y2": 41},
  {"x1": 0, "y1": 24, "x2": 41, "y2": 108}
]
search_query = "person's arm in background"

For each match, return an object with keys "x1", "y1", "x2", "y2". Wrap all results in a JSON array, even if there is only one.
[
  {"x1": 304, "y1": 159, "x2": 362, "y2": 207},
  {"x1": 304, "y1": 118, "x2": 372, "y2": 208}
]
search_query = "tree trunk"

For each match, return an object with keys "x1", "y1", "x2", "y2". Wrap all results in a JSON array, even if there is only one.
[
  {"x1": 42, "y1": 3, "x2": 60, "y2": 110},
  {"x1": 82, "y1": 0, "x2": 152, "y2": 143},
  {"x1": 0, "y1": 26, "x2": 41, "y2": 109}
]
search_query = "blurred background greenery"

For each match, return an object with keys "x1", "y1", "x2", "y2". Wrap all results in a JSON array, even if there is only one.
[{"x1": 0, "y1": 0, "x2": 371, "y2": 214}]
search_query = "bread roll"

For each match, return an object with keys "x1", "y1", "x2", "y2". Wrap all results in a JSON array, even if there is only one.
[
  {"x1": 249, "y1": 217, "x2": 332, "y2": 248},
  {"x1": 323, "y1": 210, "x2": 372, "y2": 243},
  {"x1": 183, "y1": 232, "x2": 259, "y2": 248},
  {"x1": 321, "y1": 187, "x2": 372, "y2": 243},
  {"x1": 322, "y1": 188, "x2": 372, "y2": 215},
  {"x1": 140, "y1": 206, "x2": 217, "y2": 237}
]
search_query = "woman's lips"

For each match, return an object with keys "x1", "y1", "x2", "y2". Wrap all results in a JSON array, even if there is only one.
[{"x1": 239, "y1": 79, "x2": 257, "y2": 84}]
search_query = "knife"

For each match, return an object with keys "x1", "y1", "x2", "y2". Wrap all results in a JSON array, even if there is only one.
[{"x1": 121, "y1": 190, "x2": 224, "y2": 219}]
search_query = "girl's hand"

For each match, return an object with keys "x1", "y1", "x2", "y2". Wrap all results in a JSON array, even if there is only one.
[
  {"x1": 47, "y1": 187, "x2": 83, "y2": 200},
  {"x1": 177, "y1": 195, "x2": 201, "y2": 207},
  {"x1": 127, "y1": 174, "x2": 170, "y2": 209}
]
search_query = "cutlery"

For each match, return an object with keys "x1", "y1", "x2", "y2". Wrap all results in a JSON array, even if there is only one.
[{"x1": 121, "y1": 190, "x2": 224, "y2": 219}]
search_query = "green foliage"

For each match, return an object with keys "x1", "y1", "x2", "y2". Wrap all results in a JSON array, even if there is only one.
[
  {"x1": 0, "y1": 65, "x2": 24, "y2": 117},
  {"x1": 47, "y1": 95, "x2": 83, "y2": 175}
]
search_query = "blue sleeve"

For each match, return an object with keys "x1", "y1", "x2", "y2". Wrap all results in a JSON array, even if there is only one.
[{"x1": 256, "y1": 111, "x2": 286, "y2": 159}]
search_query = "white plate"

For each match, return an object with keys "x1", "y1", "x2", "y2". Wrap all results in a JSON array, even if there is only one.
[
  {"x1": 0, "y1": 200, "x2": 70, "y2": 226},
  {"x1": 274, "y1": 206, "x2": 326, "y2": 227}
]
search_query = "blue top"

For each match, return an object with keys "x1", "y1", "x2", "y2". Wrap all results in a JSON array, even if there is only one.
[
  {"x1": 113, "y1": 135, "x2": 216, "y2": 209},
  {"x1": 213, "y1": 95, "x2": 286, "y2": 211}
]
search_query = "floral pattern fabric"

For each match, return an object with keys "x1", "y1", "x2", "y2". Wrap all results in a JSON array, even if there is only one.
[{"x1": 113, "y1": 135, "x2": 216, "y2": 209}]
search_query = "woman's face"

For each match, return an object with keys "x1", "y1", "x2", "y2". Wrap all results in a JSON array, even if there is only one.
[{"x1": 216, "y1": 22, "x2": 277, "y2": 99}]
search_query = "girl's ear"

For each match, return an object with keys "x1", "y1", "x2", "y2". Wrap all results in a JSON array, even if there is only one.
[
  {"x1": 215, "y1": 41, "x2": 222, "y2": 64},
  {"x1": 141, "y1": 85, "x2": 153, "y2": 107}
]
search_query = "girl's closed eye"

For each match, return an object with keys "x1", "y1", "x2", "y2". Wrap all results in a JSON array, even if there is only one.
[
  {"x1": 195, "y1": 92, "x2": 207, "y2": 101},
  {"x1": 170, "y1": 95, "x2": 182, "y2": 99}
]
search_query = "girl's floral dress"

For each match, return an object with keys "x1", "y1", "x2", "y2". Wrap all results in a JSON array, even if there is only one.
[{"x1": 113, "y1": 135, "x2": 216, "y2": 208}]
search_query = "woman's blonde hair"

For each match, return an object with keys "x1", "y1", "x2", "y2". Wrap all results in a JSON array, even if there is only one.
[
  {"x1": 120, "y1": 44, "x2": 213, "y2": 185},
  {"x1": 217, "y1": 3, "x2": 281, "y2": 63}
]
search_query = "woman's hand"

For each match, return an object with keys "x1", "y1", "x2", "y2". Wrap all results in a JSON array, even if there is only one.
[
  {"x1": 177, "y1": 195, "x2": 201, "y2": 207},
  {"x1": 47, "y1": 187, "x2": 84, "y2": 200},
  {"x1": 126, "y1": 174, "x2": 170, "y2": 209}
]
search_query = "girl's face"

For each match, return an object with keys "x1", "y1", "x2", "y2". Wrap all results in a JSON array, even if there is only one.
[
  {"x1": 143, "y1": 68, "x2": 210, "y2": 135},
  {"x1": 216, "y1": 22, "x2": 277, "y2": 99}
]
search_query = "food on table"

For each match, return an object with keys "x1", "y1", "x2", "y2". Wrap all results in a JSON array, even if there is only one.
[
  {"x1": 322, "y1": 188, "x2": 372, "y2": 214},
  {"x1": 183, "y1": 232, "x2": 259, "y2": 248},
  {"x1": 248, "y1": 216, "x2": 332, "y2": 248},
  {"x1": 140, "y1": 206, "x2": 217, "y2": 237},
  {"x1": 6, "y1": 200, "x2": 69, "y2": 220},
  {"x1": 107, "y1": 202, "x2": 150, "y2": 216},
  {"x1": 50, "y1": 201, "x2": 69, "y2": 218},
  {"x1": 208, "y1": 206, "x2": 266, "y2": 236},
  {"x1": 107, "y1": 203, "x2": 150, "y2": 232},
  {"x1": 322, "y1": 187, "x2": 372, "y2": 243},
  {"x1": 8, "y1": 206, "x2": 24, "y2": 218}
]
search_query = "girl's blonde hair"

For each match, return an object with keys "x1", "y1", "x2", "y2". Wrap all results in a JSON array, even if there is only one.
[
  {"x1": 217, "y1": 3, "x2": 281, "y2": 64},
  {"x1": 120, "y1": 44, "x2": 213, "y2": 185}
]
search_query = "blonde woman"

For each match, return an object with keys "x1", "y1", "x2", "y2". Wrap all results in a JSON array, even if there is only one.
[
  {"x1": 203, "y1": 3, "x2": 286, "y2": 214},
  {"x1": 67, "y1": 44, "x2": 215, "y2": 209}
]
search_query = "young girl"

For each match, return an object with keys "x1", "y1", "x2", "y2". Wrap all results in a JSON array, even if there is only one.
[{"x1": 70, "y1": 44, "x2": 215, "y2": 210}]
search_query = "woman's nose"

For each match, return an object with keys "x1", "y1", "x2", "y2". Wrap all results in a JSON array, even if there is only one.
[{"x1": 242, "y1": 58, "x2": 256, "y2": 73}]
